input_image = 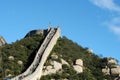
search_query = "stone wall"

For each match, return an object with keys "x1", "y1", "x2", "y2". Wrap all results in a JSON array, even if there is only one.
[
  {"x1": 23, "y1": 27, "x2": 60, "y2": 80},
  {"x1": 11, "y1": 27, "x2": 60, "y2": 80}
]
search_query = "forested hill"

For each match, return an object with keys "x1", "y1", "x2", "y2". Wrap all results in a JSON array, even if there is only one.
[{"x1": 0, "y1": 33, "x2": 120, "y2": 80}]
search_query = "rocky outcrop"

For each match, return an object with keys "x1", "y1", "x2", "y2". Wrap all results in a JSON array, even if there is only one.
[
  {"x1": 87, "y1": 49, "x2": 93, "y2": 54},
  {"x1": 73, "y1": 65, "x2": 83, "y2": 73},
  {"x1": 25, "y1": 27, "x2": 51, "y2": 38},
  {"x1": 0, "y1": 36, "x2": 6, "y2": 46},
  {"x1": 42, "y1": 58, "x2": 69, "y2": 76},
  {"x1": 102, "y1": 57, "x2": 120, "y2": 79},
  {"x1": 111, "y1": 67, "x2": 120, "y2": 75},
  {"x1": 75, "y1": 59, "x2": 83, "y2": 66},
  {"x1": 51, "y1": 54, "x2": 58, "y2": 60},
  {"x1": 102, "y1": 66, "x2": 110, "y2": 75},
  {"x1": 43, "y1": 61, "x2": 62, "y2": 75},
  {"x1": 73, "y1": 59, "x2": 83, "y2": 73},
  {"x1": 108, "y1": 58, "x2": 118, "y2": 65},
  {"x1": 42, "y1": 58, "x2": 84, "y2": 75},
  {"x1": 61, "y1": 59, "x2": 69, "y2": 66}
]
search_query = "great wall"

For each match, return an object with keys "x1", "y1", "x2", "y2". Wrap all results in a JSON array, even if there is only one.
[
  {"x1": 1, "y1": 27, "x2": 120, "y2": 80},
  {"x1": 11, "y1": 27, "x2": 61, "y2": 80}
]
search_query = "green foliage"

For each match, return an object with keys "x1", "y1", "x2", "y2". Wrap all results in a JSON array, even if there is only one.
[
  {"x1": 0, "y1": 34, "x2": 114, "y2": 80},
  {"x1": 0, "y1": 34, "x2": 44, "y2": 79},
  {"x1": 41, "y1": 36, "x2": 107, "y2": 80}
]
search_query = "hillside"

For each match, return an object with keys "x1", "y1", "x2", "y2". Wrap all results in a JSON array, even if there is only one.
[
  {"x1": 0, "y1": 29, "x2": 120, "y2": 80},
  {"x1": 41, "y1": 36, "x2": 105, "y2": 80},
  {"x1": 0, "y1": 34, "x2": 44, "y2": 79},
  {"x1": 41, "y1": 37, "x2": 120, "y2": 80}
]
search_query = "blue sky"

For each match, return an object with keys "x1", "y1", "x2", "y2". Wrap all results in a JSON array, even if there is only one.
[{"x1": 0, "y1": 0, "x2": 120, "y2": 63}]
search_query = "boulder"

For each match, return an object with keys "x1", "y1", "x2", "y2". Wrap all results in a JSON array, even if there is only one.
[
  {"x1": 51, "y1": 54, "x2": 58, "y2": 59},
  {"x1": 102, "y1": 68, "x2": 110, "y2": 75},
  {"x1": 42, "y1": 61, "x2": 62, "y2": 75},
  {"x1": 46, "y1": 66, "x2": 53, "y2": 70},
  {"x1": 73, "y1": 65, "x2": 83, "y2": 73},
  {"x1": 53, "y1": 61, "x2": 62, "y2": 71},
  {"x1": 87, "y1": 49, "x2": 93, "y2": 54},
  {"x1": 61, "y1": 59, "x2": 69, "y2": 66},
  {"x1": 108, "y1": 59, "x2": 118, "y2": 65},
  {"x1": 111, "y1": 67, "x2": 120, "y2": 75},
  {"x1": 75, "y1": 59, "x2": 83, "y2": 66},
  {"x1": 42, "y1": 68, "x2": 56, "y2": 75},
  {"x1": 8, "y1": 56, "x2": 14, "y2": 61}
]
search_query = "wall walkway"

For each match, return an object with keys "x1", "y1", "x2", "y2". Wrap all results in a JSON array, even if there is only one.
[{"x1": 11, "y1": 27, "x2": 60, "y2": 80}]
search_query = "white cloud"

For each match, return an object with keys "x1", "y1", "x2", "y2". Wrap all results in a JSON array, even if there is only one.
[
  {"x1": 90, "y1": 0, "x2": 120, "y2": 12},
  {"x1": 110, "y1": 26, "x2": 120, "y2": 35},
  {"x1": 105, "y1": 17, "x2": 120, "y2": 37},
  {"x1": 90, "y1": 0, "x2": 120, "y2": 38}
]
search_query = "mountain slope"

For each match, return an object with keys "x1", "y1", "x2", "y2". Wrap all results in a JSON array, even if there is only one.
[
  {"x1": 0, "y1": 34, "x2": 44, "y2": 79},
  {"x1": 41, "y1": 36, "x2": 105, "y2": 80},
  {"x1": 0, "y1": 31, "x2": 119, "y2": 80}
]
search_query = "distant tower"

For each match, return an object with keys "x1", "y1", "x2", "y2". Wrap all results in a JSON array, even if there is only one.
[{"x1": 0, "y1": 36, "x2": 6, "y2": 46}]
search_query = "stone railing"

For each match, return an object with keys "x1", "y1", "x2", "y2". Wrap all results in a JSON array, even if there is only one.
[{"x1": 11, "y1": 27, "x2": 60, "y2": 80}]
